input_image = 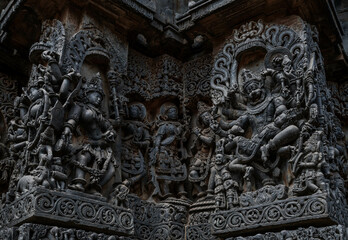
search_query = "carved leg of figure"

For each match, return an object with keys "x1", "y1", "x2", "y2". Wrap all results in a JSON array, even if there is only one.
[
  {"x1": 228, "y1": 159, "x2": 247, "y2": 172},
  {"x1": 178, "y1": 182, "x2": 187, "y2": 199},
  {"x1": 161, "y1": 180, "x2": 172, "y2": 199},
  {"x1": 244, "y1": 166, "x2": 253, "y2": 192},
  {"x1": 229, "y1": 159, "x2": 254, "y2": 191},
  {"x1": 59, "y1": 181, "x2": 65, "y2": 191},
  {"x1": 226, "y1": 188, "x2": 238, "y2": 209},
  {"x1": 195, "y1": 183, "x2": 205, "y2": 198},
  {"x1": 316, "y1": 172, "x2": 328, "y2": 192},
  {"x1": 229, "y1": 159, "x2": 253, "y2": 177},
  {"x1": 70, "y1": 152, "x2": 91, "y2": 191},
  {"x1": 260, "y1": 144, "x2": 270, "y2": 165},
  {"x1": 150, "y1": 166, "x2": 161, "y2": 198},
  {"x1": 257, "y1": 170, "x2": 275, "y2": 187},
  {"x1": 262, "y1": 125, "x2": 300, "y2": 164},
  {"x1": 307, "y1": 180, "x2": 320, "y2": 194},
  {"x1": 215, "y1": 193, "x2": 225, "y2": 211}
]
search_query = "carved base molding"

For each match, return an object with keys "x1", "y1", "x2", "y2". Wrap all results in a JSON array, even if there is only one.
[
  {"x1": 211, "y1": 192, "x2": 348, "y2": 237},
  {"x1": 186, "y1": 198, "x2": 217, "y2": 240},
  {"x1": 0, "y1": 223, "x2": 132, "y2": 240},
  {"x1": 0, "y1": 190, "x2": 347, "y2": 239},
  {"x1": 127, "y1": 195, "x2": 189, "y2": 240},
  {"x1": 0, "y1": 187, "x2": 134, "y2": 236},
  {"x1": 226, "y1": 224, "x2": 348, "y2": 240}
]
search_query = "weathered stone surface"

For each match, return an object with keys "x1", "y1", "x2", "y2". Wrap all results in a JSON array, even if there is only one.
[
  {"x1": 0, "y1": 0, "x2": 347, "y2": 240},
  {"x1": 227, "y1": 225, "x2": 348, "y2": 240},
  {"x1": 211, "y1": 191, "x2": 346, "y2": 237},
  {"x1": 0, "y1": 187, "x2": 134, "y2": 236}
]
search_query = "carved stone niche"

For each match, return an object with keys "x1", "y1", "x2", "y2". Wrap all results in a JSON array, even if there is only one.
[
  {"x1": 0, "y1": 18, "x2": 134, "y2": 237},
  {"x1": 209, "y1": 17, "x2": 348, "y2": 238}
]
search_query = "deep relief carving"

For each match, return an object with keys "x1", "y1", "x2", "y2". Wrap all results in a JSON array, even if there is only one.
[
  {"x1": 149, "y1": 102, "x2": 188, "y2": 199},
  {"x1": 0, "y1": 223, "x2": 133, "y2": 240},
  {"x1": 127, "y1": 195, "x2": 187, "y2": 240},
  {"x1": 1, "y1": 18, "x2": 134, "y2": 236},
  {"x1": 211, "y1": 193, "x2": 329, "y2": 235},
  {"x1": 1, "y1": 15, "x2": 347, "y2": 240},
  {"x1": 0, "y1": 187, "x2": 134, "y2": 235},
  {"x1": 121, "y1": 102, "x2": 149, "y2": 195},
  {"x1": 29, "y1": 19, "x2": 65, "y2": 64},
  {"x1": 183, "y1": 55, "x2": 212, "y2": 99},
  {"x1": 0, "y1": 73, "x2": 17, "y2": 123},
  {"x1": 328, "y1": 81, "x2": 348, "y2": 119},
  {"x1": 0, "y1": 72, "x2": 17, "y2": 192},
  {"x1": 227, "y1": 225, "x2": 347, "y2": 240},
  {"x1": 208, "y1": 19, "x2": 348, "y2": 237},
  {"x1": 62, "y1": 23, "x2": 124, "y2": 74}
]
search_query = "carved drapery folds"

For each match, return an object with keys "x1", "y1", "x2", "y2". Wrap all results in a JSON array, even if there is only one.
[{"x1": 0, "y1": 17, "x2": 347, "y2": 240}]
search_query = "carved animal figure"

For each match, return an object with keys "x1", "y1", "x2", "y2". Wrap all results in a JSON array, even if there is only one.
[{"x1": 16, "y1": 166, "x2": 50, "y2": 194}]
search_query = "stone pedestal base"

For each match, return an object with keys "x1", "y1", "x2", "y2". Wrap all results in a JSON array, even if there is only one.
[
  {"x1": 211, "y1": 192, "x2": 348, "y2": 238},
  {"x1": 127, "y1": 195, "x2": 190, "y2": 240},
  {"x1": 0, "y1": 223, "x2": 133, "y2": 240},
  {"x1": 0, "y1": 187, "x2": 134, "y2": 236},
  {"x1": 186, "y1": 197, "x2": 218, "y2": 240},
  {"x1": 226, "y1": 225, "x2": 348, "y2": 240}
]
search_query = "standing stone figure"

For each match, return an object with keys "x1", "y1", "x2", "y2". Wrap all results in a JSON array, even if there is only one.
[
  {"x1": 189, "y1": 101, "x2": 215, "y2": 198},
  {"x1": 149, "y1": 102, "x2": 187, "y2": 199},
  {"x1": 292, "y1": 131, "x2": 324, "y2": 196},
  {"x1": 62, "y1": 73, "x2": 117, "y2": 195},
  {"x1": 121, "y1": 102, "x2": 150, "y2": 193}
]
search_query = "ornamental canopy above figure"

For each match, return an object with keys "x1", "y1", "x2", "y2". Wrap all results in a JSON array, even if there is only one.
[{"x1": 0, "y1": 0, "x2": 347, "y2": 239}]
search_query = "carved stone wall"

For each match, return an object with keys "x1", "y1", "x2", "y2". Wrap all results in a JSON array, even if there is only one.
[{"x1": 0, "y1": 1, "x2": 347, "y2": 239}]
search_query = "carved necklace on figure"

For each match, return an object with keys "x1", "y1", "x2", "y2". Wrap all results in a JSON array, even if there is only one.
[{"x1": 246, "y1": 95, "x2": 272, "y2": 115}]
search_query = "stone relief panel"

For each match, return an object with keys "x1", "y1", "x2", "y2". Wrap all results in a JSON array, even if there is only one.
[
  {"x1": 208, "y1": 19, "x2": 348, "y2": 238},
  {"x1": 0, "y1": 72, "x2": 17, "y2": 195},
  {"x1": 0, "y1": 16, "x2": 347, "y2": 240},
  {"x1": 1, "y1": 18, "x2": 134, "y2": 236}
]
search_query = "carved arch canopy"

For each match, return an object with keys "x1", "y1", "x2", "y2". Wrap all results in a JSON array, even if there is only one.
[
  {"x1": 211, "y1": 20, "x2": 307, "y2": 105},
  {"x1": 63, "y1": 27, "x2": 123, "y2": 74}
]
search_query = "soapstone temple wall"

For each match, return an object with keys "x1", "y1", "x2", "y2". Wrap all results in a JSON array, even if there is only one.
[{"x1": 0, "y1": 0, "x2": 348, "y2": 239}]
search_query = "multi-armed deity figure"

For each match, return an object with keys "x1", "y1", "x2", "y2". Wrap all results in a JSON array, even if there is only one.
[
  {"x1": 62, "y1": 73, "x2": 117, "y2": 195},
  {"x1": 7, "y1": 50, "x2": 79, "y2": 195},
  {"x1": 150, "y1": 102, "x2": 187, "y2": 199},
  {"x1": 121, "y1": 102, "x2": 150, "y2": 194},
  {"x1": 217, "y1": 68, "x2": 300, "y2": 188}
]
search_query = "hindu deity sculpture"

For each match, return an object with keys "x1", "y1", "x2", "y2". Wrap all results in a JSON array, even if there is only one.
[
  {"x1": 149, "y1": 102, "x2": 187, "y2": 199},
  {"x1": 62, "y1": 73, "x2": 117, "y2": 195},
  {"x1": 121, "y1": 102, "x2": 150, "y2": 194},
  {"x1": 189, "y1": 101, "x2": 215, "y2": 198},
  {"x1": 218, "y1": 69, "x2": 300, "y2": 188}
]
